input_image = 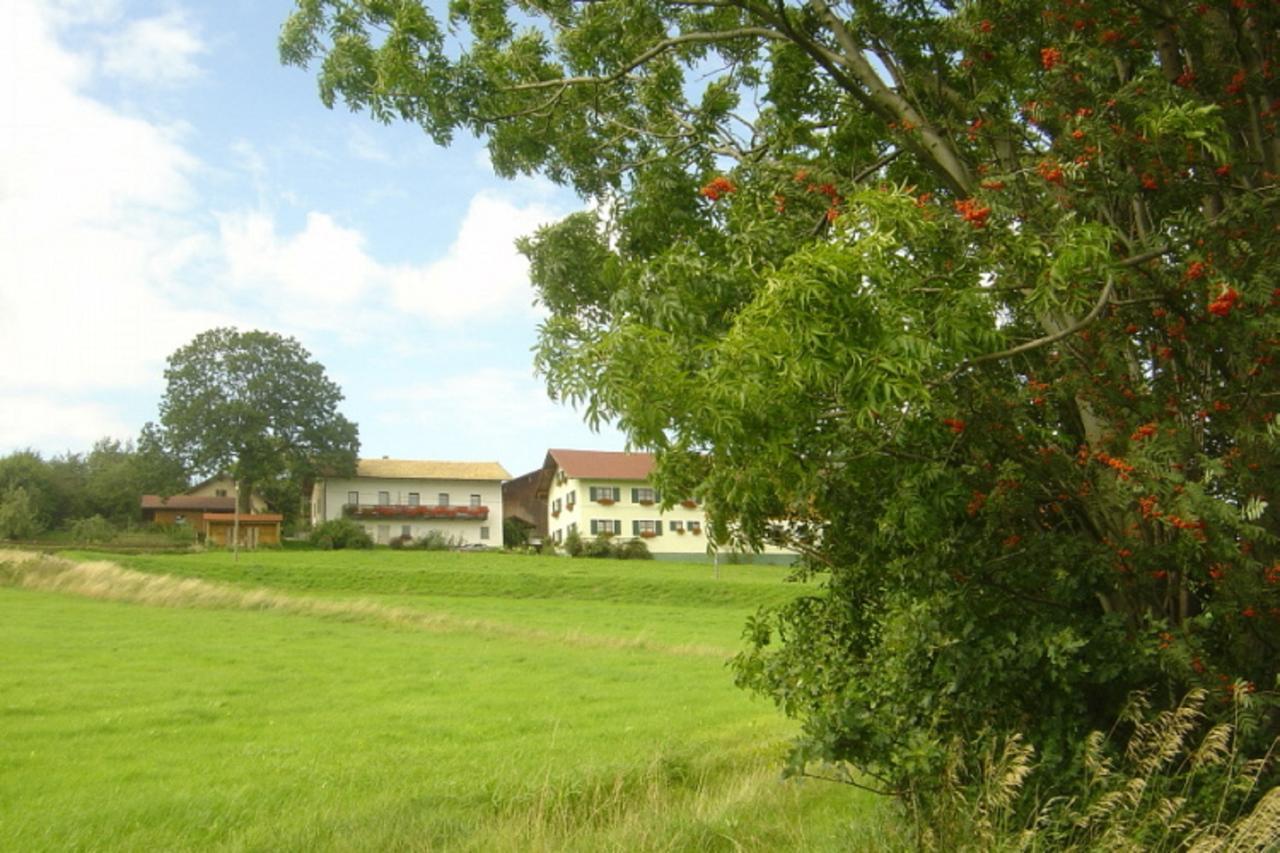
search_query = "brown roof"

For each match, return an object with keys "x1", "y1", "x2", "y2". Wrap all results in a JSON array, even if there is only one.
[
  {"x1": 354, "y1": 458, "x2": 511, "y2": 481},
  {"x1": 202, "y1": 513, "x2": 284, "y2": 523},
  {"x1": 140, "y1": 494, "x2": 236, "y2": 511},
  {"x1": 546, "y1": 449, "x2": 656, "y2": 481}
]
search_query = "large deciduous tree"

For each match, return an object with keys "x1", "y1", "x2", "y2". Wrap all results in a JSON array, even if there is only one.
[
  {"x1": 154, "y1": 328, "x2": 358, "y2": 513},
  {"x1": 282, "y1": 0, "x2": 1280, "y2": 809}
]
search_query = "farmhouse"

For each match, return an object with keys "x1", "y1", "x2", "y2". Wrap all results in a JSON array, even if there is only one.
[
  {"x1": 311, "y1": 458, "x2": 510, "y2": 546},
  {"x1": 139, "y1": 474, "x2": 268, "y2": 530},
  {"x1": 522, "y1": 448, "x2": 795, "y2": 563}
]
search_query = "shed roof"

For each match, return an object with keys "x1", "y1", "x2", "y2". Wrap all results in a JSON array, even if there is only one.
[
  {"x1": 353, "y1": 458, "x2": 511, "y2": 481},
  {"x1": 140, "y1": 494, "x2": 236, "y2": 511},
  {"x1": 546, "y1": 449, "x2": 656, "y2": 481}
]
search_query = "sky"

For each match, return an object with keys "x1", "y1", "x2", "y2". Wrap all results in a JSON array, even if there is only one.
[{"x1": 0, "y1": 0, "x2": 626, "y2": 478}]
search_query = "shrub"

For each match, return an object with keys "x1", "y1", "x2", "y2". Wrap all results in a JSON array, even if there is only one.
[
  {"x1": 582, "y1": 536, "x2": 616, "y2": 559},
  {"x1": 388, "y1": 534, "x2": 411, "y2": 550},
  {"x1": 563, "y1": 530, "x2": 584, "y2": 557},
  {"x1": 413, "y1": 530, "x2": 457, "y2": 550},
  {"x1": 617, "y1": 539, "x2": 654, "y2": 560},
  {"x1": 308, "y1": 518, "x2": 373, "y2": 550},
  {"x1": 67, "y1": 515, "x2": 117, "y2": 544},
  {"x1": 503, "y1": 516, "x2": 533, "y2": 548}
]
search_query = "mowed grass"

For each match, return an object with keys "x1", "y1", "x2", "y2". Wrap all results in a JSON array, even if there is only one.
[{"x1": 0, "y1": 550, "x2": 892, "y2": 850}]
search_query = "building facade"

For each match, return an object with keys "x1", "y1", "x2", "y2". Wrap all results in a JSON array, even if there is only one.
[
  {"x1": 310, "y1": 458, "x2": 510, "y2": 546},
  {"x1": 535, "y1": 448, "x2": 794, "y2": 563}
]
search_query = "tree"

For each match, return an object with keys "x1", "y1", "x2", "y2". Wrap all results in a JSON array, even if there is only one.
[
  {"x1": 154, "y1": 328, "x2": 359, "y2": 513},
  {"x1": 282, "y1": 0, "x2": 1280, "y2": 816},
  {"x1": 0, "y1": 486, "x2": 41, "y2": 540}
]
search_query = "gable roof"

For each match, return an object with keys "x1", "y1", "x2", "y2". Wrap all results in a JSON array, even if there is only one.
[
  {"x1": 546, "y1": 449, "x2": 656, "y2": 481},
  {"x1": 140, "y1": 494, "x2": 236, "y2": 511},
  {"x1": 353, "y1": 458, "x2": 511, "y2": 481}
]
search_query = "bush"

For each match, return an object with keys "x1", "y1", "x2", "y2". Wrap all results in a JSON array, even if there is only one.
[
  {"x1": 617, "y1": 538, "x2": 654, "y2": 560},
  {"x1": 503, "y1": 516, "x2": 533, "y2": 548},
  {"x1": 67, "y1": 515, "x2": 116, "y2": 544},
  {"x1": 413, "y1": 530, "x2": 458, "y2": 550},
  {"x1": 308, "y1": 518, "x2": 373, "y2": 550},
  {"x1": 563, "y1": 530, "x2": 584, "y2": 557},
  {"x1": 582, "y1": 536, "x2": 617, "y2": 559},
  {"x1": 388, "y1": 533, "x2": 411, "y2": 549}
]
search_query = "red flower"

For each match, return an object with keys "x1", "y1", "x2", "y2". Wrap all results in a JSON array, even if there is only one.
[
  {"x1": 1208, "y1": 287, "x2": 1240, "y2": 317},
  {"x1": 1140, "y1": 173, "x2": 1159, "y2": 190},
  {"x1": 1037, "y1": 160, "x2": 1065, "y2": 184},
  {"x1": 1185, "y1": 260, "x2": 1208, "y2": 281},
  {"x1": 978, "y1": 19, "x2": 993, "y2": 33},
  {"x1": 953, "y1": 198, "x2": 990, "y2": 228},
  {"x1": 942, "y1": 417, "x2": 967, "y2": 434},
  {"x1": 1215, "y1": 163, "x2": 1232, "y2": 177},
  {"x1": 1041, "y1": 47, "x2": 1063, "y2": 70},
  {"x1": 1130, "y1": 423, "x2": 1157, "y2": 441},
  {"x1": 699, "y1": 176, "x2": 736, "y2": 201}
]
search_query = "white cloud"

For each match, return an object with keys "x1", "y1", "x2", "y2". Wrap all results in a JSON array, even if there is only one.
[
  {"x1": 0, "y1": 0, "x2": 222, "y2": 399},
  {"x1": 388, "y1": 191, "x2": 561, "y2": 323},
  {"x1": 0, "y1": 395, "x2": 132, "y2": 451},
  {"x1": 216, "y1": 190, "x2": 565, "y2": 334},
  {"x1": 347, "y1": 125, "x2": 393, "y2": 164},
  {"x1": 99, "y1": 10, "x2": 205, "y2": 86}
]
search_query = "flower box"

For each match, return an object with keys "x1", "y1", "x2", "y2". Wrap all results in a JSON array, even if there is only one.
[
  {"x1": 690, "y1": 528, "x2": 703, "y2": 536},
  {"x1": 639, "y1": 531, "x2": 657, "y2": 538},
  {"x1": 638, "y1": 499, "x2": 655, "y2": 506},
  {"x1": 596, "y1": 498, "x2": 616, "y2": 505},
  {"x1": 551, "y1": 510, "x2": 561, "y2": 517},
  {"x1": 675, "y1": 528, "x2": 686, "y2": 535},
  {"x1": 566, "y1": 502, "x2": 575, "y2": 510},
  {"x1": 680, "y1": 500, "x2": 698, "y2": 509}
]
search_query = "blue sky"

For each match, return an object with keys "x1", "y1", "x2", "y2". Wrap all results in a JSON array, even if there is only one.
[{"x1": 0, "y1": 0, "x2": 625, "y2": 478}]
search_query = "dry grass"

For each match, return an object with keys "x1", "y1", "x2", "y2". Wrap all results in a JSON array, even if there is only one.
[{"x1": 0, "y1": 551, "x2": 733, "y2": 659}]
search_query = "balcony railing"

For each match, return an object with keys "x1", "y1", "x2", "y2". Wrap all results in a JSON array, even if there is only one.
[{"x1": 344, "y1": 503, "x2": 489, "y2": 520}]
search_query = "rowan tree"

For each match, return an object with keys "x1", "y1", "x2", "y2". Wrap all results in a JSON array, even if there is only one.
[
  {"x1": 282, "y1": 0, "x2": 1280, "y2": 811},
  {"x1": 154, "y1": 328, "x2": 359, "y2": 513}
]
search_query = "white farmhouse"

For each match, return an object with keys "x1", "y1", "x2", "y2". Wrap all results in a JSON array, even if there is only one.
[
  {"x1": 311, "y1": 458, "x2": 510, "y2": 546},
  {"x1": 533, "y1": 448, "x2": 794, "y2": 563}
]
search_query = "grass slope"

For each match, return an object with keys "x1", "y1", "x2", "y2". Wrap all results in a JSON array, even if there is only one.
[{"x1": 0, "y1": 550, "x2": 891, "y2": 850}]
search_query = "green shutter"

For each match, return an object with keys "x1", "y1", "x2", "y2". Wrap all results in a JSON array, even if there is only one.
[
  {"x1": 655, "y1": 520, "x2": 663, "y2": 536},
  {"x1": 590, "y1": 520, "x2": 598, "y2": 534}
]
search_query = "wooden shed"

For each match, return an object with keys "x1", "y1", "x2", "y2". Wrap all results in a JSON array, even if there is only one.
[{"x1": 201, "y1": 513, "x2": 283, "y2": 548}]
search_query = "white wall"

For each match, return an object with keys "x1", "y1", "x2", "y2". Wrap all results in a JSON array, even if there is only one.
[{"x1": 312, "y1": 476, "x2": 504, "y2": 547}]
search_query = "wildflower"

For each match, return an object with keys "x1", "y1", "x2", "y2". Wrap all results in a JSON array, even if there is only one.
[
  {"x1": 942, "y1": 418, "x2": 967, "y2": 434},
  {"x1": 1041, "y1": 47, "x2": 1063, "y2": 70}
]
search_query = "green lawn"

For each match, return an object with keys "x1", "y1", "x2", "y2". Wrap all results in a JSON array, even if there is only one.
[{"x1": 0, "y1": 549, "x2": 894, "y2": 850}]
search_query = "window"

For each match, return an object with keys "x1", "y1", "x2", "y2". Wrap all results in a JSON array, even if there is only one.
[
  {"x1": 347, "y1": 490, "x2": 359, "y2": 506},
  {"x1": 554, "y1": 529, "x2": 563, "y2": 544},
  {"x1": 551, "y1": 498, "x2": 562, "y2": 514},
  {"x1": 589, "y1": 486, "x2": 621, "y2": 502},
  {"x1": 408, "y1": 492, "x2": 420, "y2": 506},
  {"x1": 632, "y1": 487, "x2": 656, "y2": 504},
  {"x1": 378, "y1": 491, "x2": 390, "y2": 506},
  {"x1": 567, "y1": 522, "x2": 577, "y2": 536},
  {"x1": 689, "y1": 520, "x2": 702, "y2": 534},
  {"x1": 669, "y1": 520, "x2": 684, "y2": 532},
  {"x1": 566, "y1": 490, "x2": 576, "y2": 507},
  {"x1": 215, "y1": 488, "x2": 227, "y2": 497},
  {"x1": 590, "y1": 519, "x2": 621, "y2": 536},
  {"x1": 470, "y1": 494, "x2": 481, "y2": 507},
  {"x1": 479, "y1": 526, "x2": 490, "y2": 540},
  {"x1": 438, "y1": 493, "x2": 449, "y2": 506},
  {"x1": 401, "y1": 525, "x2": 412, "y2": 539},
  {"x1": 632, "y1": 519, "x2": 662, "y2": 536}
]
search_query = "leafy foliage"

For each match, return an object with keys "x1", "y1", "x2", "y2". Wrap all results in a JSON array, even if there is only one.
[
  {"x1": 308, "y1": 518, "x2": 373, "y2": 550},
  {"x1": 283, "y1": 0, "x2": 1280, "y2": 819},
  {"x1": 0, "y1": 487, "x2": 41, "y2": 540},
  {"x1": 153, "y1": 328, "x2": 359, "y2": 513}
]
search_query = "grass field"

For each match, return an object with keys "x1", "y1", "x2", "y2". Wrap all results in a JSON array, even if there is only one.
[{"x1": 0, "y1": 548, "x2": 894, "y2": 850}]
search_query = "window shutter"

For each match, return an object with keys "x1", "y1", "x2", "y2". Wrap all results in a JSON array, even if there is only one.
[
  {"x1": 654, "y1": 490, "x2": 661, "y2": 503},
  {"x1": 590, "y1": 520, "x2": 598, "y2": 534},
  {"x1": 613, "y1": 487, "x2": 621, "y2": 501},
  {"x1": 632, "y1": 520, "x2": 639, "y2": 535},
  {"x1": 631, "y1": 488, "x2": 639, "y2": 503},
  {"x1": 655, "y1": 520, "x2": 663, "y2": 536}
]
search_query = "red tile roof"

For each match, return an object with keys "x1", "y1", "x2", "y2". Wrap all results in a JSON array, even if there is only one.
[
  {"x1": 140, "y1": 495, "x2": 236, "y2": 511},
  {"x1": 546, "y1": 449, "x2": 656, "y2": 481},
  {"x1": 202, "y1": 513, "x2": 284, "y2": 523}
]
